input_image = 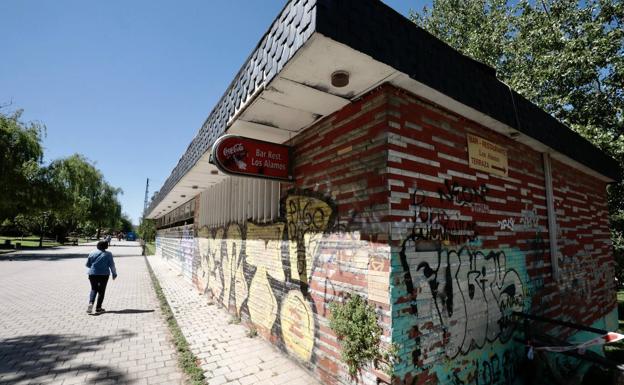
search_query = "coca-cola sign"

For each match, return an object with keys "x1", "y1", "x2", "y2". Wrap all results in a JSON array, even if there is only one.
[{"x1": 210, "y1": 135, "x2": 293, "y2": 181}]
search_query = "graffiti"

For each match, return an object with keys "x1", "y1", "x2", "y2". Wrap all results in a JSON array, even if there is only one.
[
  {"x1": 401, "y1": 241, "x2": 525, "y2": 358},
  {"x1": 558, "y1": 254, "x2": 614, "y2": 304},
  {"x1": 407, "y1": 190, "x2": 479, "y2": 245},
  {"x1": 284, "y1": 193, "x2": 336, "y2": 294},
  {"x1": 519, "y1": 205, "x2": 539, "y2": 231},
  {"x1": 192, "y1": 190, "x2": 353, "y2": 366},
  {"x1": 472, "y1": 203, "x2": 490, "y2": 214},
  {"x1": 438, "y1": 180, "x2": 489, "y2": 207},
  {"x1": 497, "y1": 218, "x2": 515, "y2": 232},
  {"x1": 181, "y1": 225, "x2": 195, "y2": 282},
  {"x1": 281, "y1": 290, "x2": 315, "y2": 361},
  {"x1": 246, "y1": 222, "x2": 284, "y2": 330},
  {"x1": 444, "y1": 348, "x2": 520, "y2": 385}
]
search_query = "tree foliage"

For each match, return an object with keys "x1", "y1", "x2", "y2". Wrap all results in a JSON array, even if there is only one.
[
  {"x1": 137, "y1": 218, "x2": 156, "y2": 242},
  {"x1": 0, "y1": 109, "x2": 45, "y2": 219},
  {"x1": 0, "y1": 108, "x2": 127, "y2": 243}
]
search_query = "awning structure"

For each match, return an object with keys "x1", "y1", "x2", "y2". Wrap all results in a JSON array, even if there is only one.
[{"x1": 146, "y1": 0, "x2": 620, "y2": 219}]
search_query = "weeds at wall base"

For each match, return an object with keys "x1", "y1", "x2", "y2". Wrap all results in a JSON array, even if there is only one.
[
  {"x1": 247, "y1": 327, "x2": 258, "y2": 338},
  {"x1": 144, "y1": 256, "x2": 206, "y2": 385}
]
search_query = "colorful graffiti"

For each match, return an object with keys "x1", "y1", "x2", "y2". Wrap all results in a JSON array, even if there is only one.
[{"x1": 195, "y1": 190, "x2": 377, "y2": 366}]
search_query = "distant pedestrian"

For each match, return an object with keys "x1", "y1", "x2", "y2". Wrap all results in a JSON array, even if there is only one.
[{"x1": 86, "y1": 240, "x2": 117, "y2": 314}]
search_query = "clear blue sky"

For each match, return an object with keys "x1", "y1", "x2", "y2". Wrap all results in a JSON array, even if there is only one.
[{"x1": 0, "y1": 0, "x2": 430, "y2": 224}]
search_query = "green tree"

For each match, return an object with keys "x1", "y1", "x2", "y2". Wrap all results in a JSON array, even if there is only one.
[
  {"x1": 0, "y1": 109, "x2": 45, "y2": 220},
  {"x1": 118, "y1": 214, "x2": 134, "y2": 234},
  {"x1": 137, "y1": 218, "x2": 156, "y2": 242},
  {"x1": 46, "y1": 154, "x2": 123, "y2": 241}
]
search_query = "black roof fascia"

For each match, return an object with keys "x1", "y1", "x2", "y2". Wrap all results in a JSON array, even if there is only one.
[
  {"x1": 315, "y1": 0, "x2": 620, "y2": 181},
  {"x1": 147, "y1": 0, "x2": 317, "y2": 216}
]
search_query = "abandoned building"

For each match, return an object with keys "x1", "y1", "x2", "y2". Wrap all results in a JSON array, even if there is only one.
[{"x1": 145, "y1": 0, "x2": 621, "y2": 384}]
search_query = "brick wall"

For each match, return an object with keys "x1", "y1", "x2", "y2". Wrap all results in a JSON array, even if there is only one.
[
  {"x1": 192, "y1": 87, "x2": 395, "y2": 385},
  {"x1": 155, "y1": 84, "x2": 616, "y2": 385},
  {"x1": 383, "y1": 85, "x2": 616, "y2": 385}
]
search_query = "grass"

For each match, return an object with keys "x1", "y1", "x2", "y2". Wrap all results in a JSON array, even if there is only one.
[
  {"x1": 0, "y1": 235, "x2": 91, "y2": 249},
  {"x1": 0, "y1": 235, "x2": 61, "y2": 248},
  {"x1": 144, "y1": 256, "x2": 206, "y2": 385},
  {"x1": 144, "y1": 242, "x2": 156, "y2": 256},
  {"x1": 246, "y1": 327, "x2": 258, "y2": 338}
]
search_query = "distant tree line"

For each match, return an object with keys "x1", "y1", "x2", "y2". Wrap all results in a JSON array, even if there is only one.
[{"x1": 0, "y1": 108, "x2": 131, "y2": 245}]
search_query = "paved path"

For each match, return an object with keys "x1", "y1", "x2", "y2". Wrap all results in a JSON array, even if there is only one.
[
  {"x1": 147, "y1": 255, "x2": 320, "y2": 385},
  {"x1": 0, "y1": 241, "x2": 184, "y2": 385}
]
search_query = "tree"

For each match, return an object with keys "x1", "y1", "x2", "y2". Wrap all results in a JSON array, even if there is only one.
[
  {"x1": 117, "y1": 214, "x2": 134, "y2": 234},
  {"x1": 0, "y1": 109, "x2": 45, "y2": 220},
  {"x1": 137, "y1": 218, "x2": 156, "y2": 242},
  {"x1": 46, "y1": 154, "x2": 123, "y2": 241}
]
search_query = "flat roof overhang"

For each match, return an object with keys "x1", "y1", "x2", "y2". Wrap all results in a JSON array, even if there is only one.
[{"x1": 146, "y1": 0, "x2": 620, "y2": 219}]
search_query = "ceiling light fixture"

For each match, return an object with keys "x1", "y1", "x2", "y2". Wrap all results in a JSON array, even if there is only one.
[{"x1": 331, "y1": 70, "x2": 350, "y2": 87}]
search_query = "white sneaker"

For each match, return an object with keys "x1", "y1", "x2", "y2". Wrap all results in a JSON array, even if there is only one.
[{"x1": 87, "y1": 304, "x2": 93, "y2": 314}]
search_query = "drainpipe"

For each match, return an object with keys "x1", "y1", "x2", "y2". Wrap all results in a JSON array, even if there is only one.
[{"x1": 542, "y1": 153, "x2": 559, "y2": 281}]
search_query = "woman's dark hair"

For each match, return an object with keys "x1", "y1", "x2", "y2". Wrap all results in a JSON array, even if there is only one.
[{"x1": 97, "y1": 241, "x2": 109, "y2": 251}]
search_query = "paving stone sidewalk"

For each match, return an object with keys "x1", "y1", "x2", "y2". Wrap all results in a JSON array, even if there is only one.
[
  {"x1": 0, "y1": 242, "x2": 184, "y2": 385},
  {"x1": 147, "y1": 255, "x2": 320, "y2": 385}
]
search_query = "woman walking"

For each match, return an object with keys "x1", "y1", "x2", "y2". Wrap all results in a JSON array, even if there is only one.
[{"x1": 86, "y1": 240, "x2": 117, "y2": 314}]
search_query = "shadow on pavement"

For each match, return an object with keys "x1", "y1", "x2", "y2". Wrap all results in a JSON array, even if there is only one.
[
  {"x1": 0, "y1": 253, "x2": 88, "y2": 261},
  {"x1": 0, "y1": 251, "x2": 142, "y2": 261},
  {"x1": 98, "y1": 309, "x2": 155, "y2": 315},
  {"x1": 0, "y1": 330, "x2": 136, "y2": 384}
]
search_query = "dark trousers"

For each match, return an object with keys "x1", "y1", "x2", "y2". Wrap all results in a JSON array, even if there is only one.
[{"x1": 88, "y1": 275, "x2": 110, "y2": 309}]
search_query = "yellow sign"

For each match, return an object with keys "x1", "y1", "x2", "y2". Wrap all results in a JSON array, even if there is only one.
[{"x1": 467, "y1": 134, "x2": 508, "y2": 177}]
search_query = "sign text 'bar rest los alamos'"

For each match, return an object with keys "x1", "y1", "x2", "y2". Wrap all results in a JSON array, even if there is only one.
[
  {"x1": 210, "y1": 135, "x2": 293, "y2": 181},
  {"x1": 466, "y1": 133, "x2": 509, "y2": 177}
]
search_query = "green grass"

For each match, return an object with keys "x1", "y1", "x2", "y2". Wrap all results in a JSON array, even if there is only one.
[
  {"x1": 144, "y1": 256, "x2": 206, "y2": 385},
  {"x1": 0, "y1": 236, "x2": 61, "y2": 248},
  {"x1": 0, "y1": 235, "x2": 93, "y2": 249},
  {"x1": 145, "y1": 242, "x2": 155, "y2": 256}
]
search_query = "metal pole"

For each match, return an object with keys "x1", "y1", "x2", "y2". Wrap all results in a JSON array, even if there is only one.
[{"x1": 543, "y1": 153, "x2": 560, "y2": 281}]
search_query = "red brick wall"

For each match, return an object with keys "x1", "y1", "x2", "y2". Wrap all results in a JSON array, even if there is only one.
[
  {"x1": 159, "y1": 83, "x2": 616, "y2": 385},
  {"x1": 383, "y1": 85, "x2": 616, "y2": 385},
  {"x1": 193, "y1": 87, "x2": 395, "y2": 385}
]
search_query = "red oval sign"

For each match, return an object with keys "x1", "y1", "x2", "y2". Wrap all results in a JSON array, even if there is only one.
[{"x1": 211, "y1": 135, "x2": 293, "y2": 181}]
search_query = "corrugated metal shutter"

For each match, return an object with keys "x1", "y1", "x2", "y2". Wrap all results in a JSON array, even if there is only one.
[{"x1": 198, "y1": 176, "x2": 280, "y2": 227}]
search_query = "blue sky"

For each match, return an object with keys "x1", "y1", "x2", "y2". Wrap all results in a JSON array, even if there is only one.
[{"x1": 0, "y1": 1, "x2": 429, "y2": 224}]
